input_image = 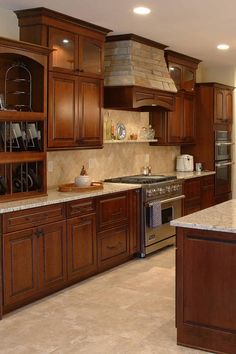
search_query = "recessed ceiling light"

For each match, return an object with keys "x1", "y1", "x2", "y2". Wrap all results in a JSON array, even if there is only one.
[
  {"x1": 133, "y1": 7, "x2": 151, "y2": 15},
  {"x1": 217, "y1": 44, "x2": 229, "y2": 50},
  {"x1": 62, "y1": 39, "x2": 69, "y2": 44}
]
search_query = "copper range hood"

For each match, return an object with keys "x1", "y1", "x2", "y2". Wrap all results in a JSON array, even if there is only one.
[{"x1": 104, "y1": 34, "x2": 177, "y2": 111}]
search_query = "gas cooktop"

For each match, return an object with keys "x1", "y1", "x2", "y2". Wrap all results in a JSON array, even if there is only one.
[{"x1": 104, "y1": 175, "x2": 177, "y2": 184}]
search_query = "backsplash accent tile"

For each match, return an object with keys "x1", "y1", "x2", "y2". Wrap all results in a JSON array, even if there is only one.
[{"x1": 47, "y1": 109, "x2": 180, "y2": 188}]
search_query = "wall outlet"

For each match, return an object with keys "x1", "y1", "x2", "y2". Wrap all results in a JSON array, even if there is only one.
[
  {"x1": 88, "y1": 158, "x2": 95, "y2": 169},
  {"x1": 48, "y1": 160, "x2": 54, "y2": 172}
]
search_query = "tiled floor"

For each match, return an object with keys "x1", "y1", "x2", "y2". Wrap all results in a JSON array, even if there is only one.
[{"x1": 0, "y1": 247, "x2": 209, "y2": 354}]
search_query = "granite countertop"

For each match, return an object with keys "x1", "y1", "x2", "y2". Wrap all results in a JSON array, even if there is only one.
[
  {"x1": 172, "y1": 170, "x2": 215, "y2": 180},
  {"x1": 171, "y1": 199, "x2": 236, "y2": 233},
  {"x1": 0, "y1": 170, "x2": 215, "y2": 214},
  {"x1": 0, "y1": 183, "x2": 141, "y2": 214}
]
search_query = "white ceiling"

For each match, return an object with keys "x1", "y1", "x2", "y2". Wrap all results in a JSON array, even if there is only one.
[{"x1": 0, "y1": 0, "x2": 236, "y2": 67}]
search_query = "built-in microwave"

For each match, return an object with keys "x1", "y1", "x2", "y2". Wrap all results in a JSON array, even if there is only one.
[{"x1": 215, "y1": 130, "x2": 233, "y2": 161}]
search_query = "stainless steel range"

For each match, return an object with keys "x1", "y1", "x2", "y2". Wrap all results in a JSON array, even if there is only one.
[{"x1": 105, "y1": 175, "x2": 184, "y2": 257}]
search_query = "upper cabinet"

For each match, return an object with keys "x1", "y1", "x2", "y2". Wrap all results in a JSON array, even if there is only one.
[
  {"x1": 150, "y1": 50, "x2": 201, "y2": 146},
  {"x1": 48, "y1": 27, "x2": 103, "y2": 77},
  {"x1": 166, "y1": 50, "x2": 200, "y2": 93},
  {"x1": 214, "y1": 85, "x2": 233, "y2": 124},
  {"x1": 15, "y1": 7, "x2": 110, "y2": 150}
]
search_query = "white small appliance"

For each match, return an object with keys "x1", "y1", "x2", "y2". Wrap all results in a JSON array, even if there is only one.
[{"x1": 176, "y1": 154, "x2": 194, "y2": 172}]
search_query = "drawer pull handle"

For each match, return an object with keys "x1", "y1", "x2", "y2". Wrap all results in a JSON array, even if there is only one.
[
  {"x1": 35, "y1": 229, "x2": 44, "y2": 237},
  {"x1": 26, "y1": 214, "x2": 49, "y2": 222},
  {"x1": 111, "y1": 209, "x2": 122, "y2": 217},
  {"x1": 107, "y1": 241, "x2": 123, "y2": 250}
]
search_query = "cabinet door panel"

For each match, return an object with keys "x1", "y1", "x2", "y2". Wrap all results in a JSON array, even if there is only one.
[
  {"x1": 3, "y1": 229, "x2": 38, "y2": 306},
  {"x1": 182, "y1": 94, "x2": 195, "y2": 142},
  {"x1": 225, "y1": 90, "x2": 233, "y2": 122},
  {"x1": 97, "y1": 193, "x2": 128, "y2": 231},
  {"x1": 129, "y1": 189, "x2": 141, "y2": 254},
  {"x1": 182, "y1": 68, "x2": 195, "y2": 92},
  {"x1": 214, "y1": 89, "x2": 224, "y2": 124},
  {"x1": 98, "y1": 226, "x2": 129, "y2": 270},
  {"x1": 78, "y1": 78, "x2": 102, "y2": 146},
  {"x1": 49, "y1": 27, "x2": 76, "y2": 71},
  {"x1": 80, "y1": 37, "x2": 103, "y2": 77},
  {"x1": 67, "y1": 214, "x2": 97, "y2": 281},
  {"x1": 48, "y1": 72, "x2": 78, "y2": 148},
  {"x1": 38, "y1": 221, "x2": 67, "y2": 289},
  {"x1": 168, "y1": 94, "x2": 182, "y2": 143}
]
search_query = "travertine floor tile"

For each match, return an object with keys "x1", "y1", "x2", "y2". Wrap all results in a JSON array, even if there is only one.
[{"x1": 0, "y1": 246, "x2": 211, "y2": 354}]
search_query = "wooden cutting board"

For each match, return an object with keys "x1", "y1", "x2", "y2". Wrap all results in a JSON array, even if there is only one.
[{"x1": 58, "y1": 182, "x2": 103, "y2": 193}]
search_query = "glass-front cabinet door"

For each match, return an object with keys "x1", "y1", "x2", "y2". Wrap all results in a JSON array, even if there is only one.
[
  {"x1": 79, "y1": 37, "x2": 103, "y2": 77},
  {"x1": 183, "y1": 68, "x2": 195, "y2": 92},
  {"x1": 49, "y1": 28, "x2": 76, "y2": 71},
  {"x1": 169, "y1": 64, "x2": 181, "y2": 91}
]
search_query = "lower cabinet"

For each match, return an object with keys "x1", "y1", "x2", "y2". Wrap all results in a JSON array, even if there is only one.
[
  {"x1": 3, "y1": 220, "x2": 67, "y2": 307},
  {"x1": 67, "y1": 214, "x2": 97, "y2": 281},
  {"x1": 0, "y1": 189, "x2": 141, "y2": 317},
  {"x1": 97, "y1": 226, "x2": 130, "y2": 271},
  {"x1": 183, "y1": 175, "x2": 215, "y2": 216}
]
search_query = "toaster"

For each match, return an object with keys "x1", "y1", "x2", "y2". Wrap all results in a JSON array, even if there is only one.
[{"x1": 176, "y1": 154, "x2": 194, "y2": 172}]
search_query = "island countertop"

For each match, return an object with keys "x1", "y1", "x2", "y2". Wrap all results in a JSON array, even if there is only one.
[{"x1": 171, "y1": 199, "x2": 236, "y2": 233}]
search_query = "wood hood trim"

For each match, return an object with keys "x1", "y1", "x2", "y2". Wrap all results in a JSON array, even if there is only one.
[{"x1": 104, "y1": 85, "x2": 176, "y2": 111}]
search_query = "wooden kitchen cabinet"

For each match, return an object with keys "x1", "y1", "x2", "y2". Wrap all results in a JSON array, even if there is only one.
[
  {"x1": 97, "y1": 225, "x2": 130, "y2": 271},
  {"x1": 129, "y1": 189, "x2": 141, "y2": 254},
  {"x1": 16, "y1": 7, "x2": 110, "y2": 150},
  {"x1": 3, "y1": 220, "x2": 67, "y2": 308},
  {"x1": 214, "y1": 85, "x2": 233, "y2": 124},
  {"x1": 0, "y1": 38, "x2": 50, "y2": 202},
  {"x1": 181, "y1": 83, "x2": 234, "y2": 203},
  {"x1": 2, "y1": 203, "x2": 66, "y2": 312},
  {"x1": 48, "y1": 71, "x2": 102, "y2": 149},
  {"x1": 97, "y1": 191, "x2": 135, "y2": 271},
  {"x1": 200, "y1": 175, "x2": 215, "y2": 210},
  {"x1": 67, "y1": 214, "x2": 97, "y2": 282},
  {"x1": 150, "y1": 51, "x2": 200, "y2": 146},
  {"x1": 183, "y1": 175, "x2": 215, "y2": 216},
  {"x1": 183, "y1": 178, "x2": 201, "y2": 216}
]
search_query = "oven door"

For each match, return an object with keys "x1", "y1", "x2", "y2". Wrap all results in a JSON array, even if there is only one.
[
  {"x1": 144, "y1": 195, "x2": 184, "y2": 248},
  {"x1": 215, "y1": 141, "x2": 232, "y2": 161},
  {"x1": 215, "y1": 161, "x2": 232, "y2": 196}
]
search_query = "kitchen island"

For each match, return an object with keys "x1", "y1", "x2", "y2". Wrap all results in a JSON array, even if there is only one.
[{"x1": 171, "y1": 200, "x2": 236, "y2": 354}]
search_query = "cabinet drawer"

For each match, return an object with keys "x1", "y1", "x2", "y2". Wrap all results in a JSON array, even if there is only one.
[
  {"x1": 3, "y1": 203, "x2": 66, "y2": 233},
  {"x1": 67, "y1": 198, "x2": 95, "y2": 218},
  {"x1": 201, "y1": 175, "x2": 215, "y2": 188},
  {"x1": 98, "y1": 226, "x2": 129, "y2": 270},
  {"x1": 97, "y1": 193, "x2": 128, "y2": 230}
]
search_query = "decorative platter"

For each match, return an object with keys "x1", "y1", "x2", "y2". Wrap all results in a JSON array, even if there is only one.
[
  {"x1": 116, "y1": 122, "x2": 126, "y2": 140},
  {"x1": 58, "y1": 182, "x2": 103, "y2": 192}
]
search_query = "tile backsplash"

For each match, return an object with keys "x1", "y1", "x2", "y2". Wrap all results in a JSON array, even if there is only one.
[{"x1": 47, "y1": 110, "x2": 180, "y2": 187}]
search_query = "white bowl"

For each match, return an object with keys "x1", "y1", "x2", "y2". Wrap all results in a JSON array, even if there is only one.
[{"x1": 75, "y1": 175, "x2": 91, "y2": 187}]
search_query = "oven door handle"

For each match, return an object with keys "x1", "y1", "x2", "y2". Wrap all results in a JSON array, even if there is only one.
[
  {"x1": 215, "y1": 142, "x2": 234, "y2": 146},
  {"x1": 160, "y1": 194, "x2": 185, "y2": 204},
  {"x1": 146, "y1": 195, "x2": 185, "y2": 207},
  {"x1": 215, "y1": 161, "x2": 234, "y2": 168}
]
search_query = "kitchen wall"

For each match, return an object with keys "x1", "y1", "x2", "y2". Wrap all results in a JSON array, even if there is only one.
[
  {"x1": 0, "y1": 8, "x2": 18, "y2": 39},
  {"x1": 47, "y1": 110, "x2": 179, "y2": 187},
  {"x1": 1, "y1": 7, "x2": 235, "y2": 192}
]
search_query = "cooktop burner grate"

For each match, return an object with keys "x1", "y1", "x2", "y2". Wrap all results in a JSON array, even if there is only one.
[{"x1": 104, "y1": 175, "x2": 177, "y2": 184}]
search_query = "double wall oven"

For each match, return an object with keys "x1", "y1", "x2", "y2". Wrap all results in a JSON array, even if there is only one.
[
  {"x1": 105, "y1": 175, "x2": 184, "y2": 257},
  {"x1": 215, "y1": 130, "x2": 233, "y2": 199}
]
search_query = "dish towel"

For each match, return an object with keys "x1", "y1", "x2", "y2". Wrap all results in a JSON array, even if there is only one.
[{"x1": 149, "y1": 201, "x2": 162, "y2": 228}]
